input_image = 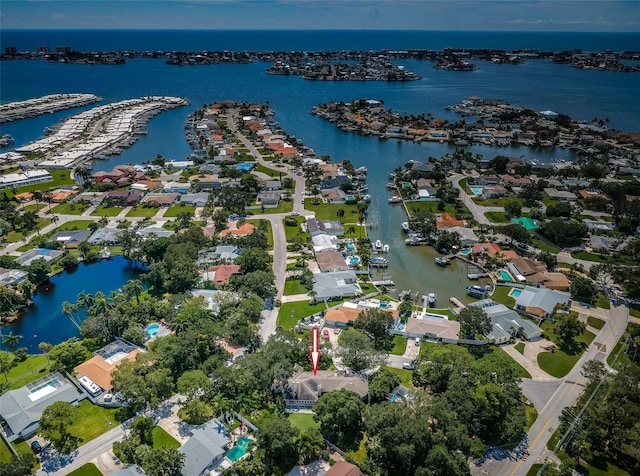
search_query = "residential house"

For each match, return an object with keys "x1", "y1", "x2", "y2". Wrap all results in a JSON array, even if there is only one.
[
  {"x1": 483, "y1": 185, "x2": 508, "y2": 198},
  {"x1": 405, "y1": 315, "x2": 460, "y2": 344},
  {"x1": 164, "y1": 182, "x2": 191, "y2": 194},
  {"x1": 543, "y1": 188, "x2": 578, "y2": 202},
  {"x1": 306, "y1": 218, "x2": 344, "y2": 237},
  {"x1": 321, "y1": 188, "x2": 347, "y2": 204},
  {"x1": 138, "y1": 225, "x2": 175, "y2": 239},
  {"x1": 74, "y1": 339, "x2": 144, "y2": 395},
  {"x1": 589, "y1": 234, "x2": 626, "y2": 252},
  {"x1": 51, "y1": 229, "x2": 92, "y2": 248},
  {"x1": 211, "y1": 245, "x2": 241, "y2": 263},
  {"x1": 199, "y1": 164, "x2": 221, "y2": 175},
  {"x1": 320, "y1": 175, "x2": 351, "y2": 191},
  {"x1": 179, "y1": 419, "x2": 231, "y2": 476},
  {"x1": 323, "y1": 306, "x2": 363, "y2": 328},
  {"x1": 475, "y1": 175, "x2": 500, "y2": 186},
  {"x1": 436, "y1": 213, "x2": 465, "y2": 229},
  {"x1": 193, "y1": 179, "x2": 223, "y2": 192},
  {"x1": 220, "y1": 223, "x2": 255, "y2": 238},
  {"x1": 313, "y1": 271, "x2": 360, "y2": 301},
  {"x1": 141, "y1": 193, "x2": 179, "y2": 207},
  {"x1": 179, "y1": 192, "x2": 210, "y2": 207},
  {"x1": 0, "y1": 372, "x2": 82, "y2": 442},
  {"x1": 325, "y1": 461, "x2": 363, "y2": 476},
  {"x1": 469, "y1": 299, "x2": 544, "y2": 342},
  {"x1": 410, "y1": 161, "x2": 436, "y2": 174},
  {"x1": 316, "y1": 249, "x2": 348, "y2": 273},
  {"x1": 256, "y1": 190, "x2": 281, "y2": 206},
  {"x1": 578, "y1": 189, "x2": 609, "y2": 201},
  {"x1": 286, "y1": 366, "x2": 368, "y2": 409},
  {"x1": 104, "y1": 190, "x2": 142, "y2": 207},
  {"x1": 73, "y1": 192, "x2": 106, "y2": 206},
  {"x1": 472, "y1": 243, "x2": 519, "y2": 261},
  {"x1": 583, "y1": 220, "x2": 616, "y2": 232},
  {"x1": 262, "y1": 180, "x2": 282, "y2": 191},
  {"x1": 201, "y1": 265, "x2": 241, "y2": 287},
  {"x1": 89, "y1": 227, "x2": 122, "y2": 246},
  {"x1": 447, "y1": 226, "x2": 478, "y2": 246},
  {"x1": 15, "y1": 248, "x2": 64, "y2": 266},
  {"x1": 311, "y1": 233, "x2": 340, "y2": 252},
  {"x1": 0, "y1": 268, "x2": 28, "y2": 286},
  {"x1": 514, "y1": 286, "x2": 571, "y2": 320},
  {"x1": 562, "y1": 179, "x2": 591, "y2": 188}
]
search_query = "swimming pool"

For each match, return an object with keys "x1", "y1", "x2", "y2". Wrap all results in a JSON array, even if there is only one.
[
  {"x1": 346, "y1": 243, "x2": 355, "y2": 251},
  {"x1": 226, "y1": 436, "x2": 253, "y2": 462},
  {"x1": 499, "y1": 271, "x2": 512, "y2": 281},
  {"x1": 145, "y1": 323, "x2": 160, "y2": 336},
  {"x1": 510, "y1": 217, "x2": 539, "y2": 230},
  {"x1": 459, "y1": 249, "x2": 471, "y2": 255},
  {"x1": 509, "y1": 288, "x2": 522, "y2": 297},
  {"x1": 348, "y1": 256, "x2": 360, "y2": 266},
  {"x1": 470, "y1": 187, "x2": 483, "y2": 195}
]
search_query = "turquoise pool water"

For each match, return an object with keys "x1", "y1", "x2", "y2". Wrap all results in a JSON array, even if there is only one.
[
  {"x1": 511, "y1": 217, "x2": 539, "y2": 230},
  {"x1": 510, "y1": 288, "x2": 522, "y2": 297},
  {"x1": 346, "y1": 243, "x2": 355, "y2": 251},
  {"x1": 145, "y1": 323, "x2": 160, "y2": 336},
  {"x1": 499, "y1": 271, "x2": 512, "y2": 281},
  {"x1": 470, "y1": 187, "x2": 483, "y2": 195},
  {"x1": 460, "y1": 249, "x2": 471, "y2": 255},
  {"x1": 226, "y1": 436, "x2": 253, "y2": 462}
]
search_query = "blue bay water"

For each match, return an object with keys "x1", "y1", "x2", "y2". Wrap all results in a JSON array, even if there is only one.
[{"x1": 1, "y1": 30, "x2": 639, "y2": 346}]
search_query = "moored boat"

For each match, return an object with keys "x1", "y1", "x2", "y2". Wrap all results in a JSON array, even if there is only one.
[
  {"x1": 435, "y1": 256, "x2": 450, "y2": 266},
  {"x1": 388, "y1": 195, "x2": 402, "y2": 203}
]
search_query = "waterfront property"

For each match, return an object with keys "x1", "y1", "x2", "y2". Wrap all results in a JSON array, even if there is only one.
[
  {"x1": 0, "y1": 170, "x2": 52, "y2": 190},
  {"x1": 469, "y1": 299, "x2": 544, "y2": 342},
  {"x1": 514, "y1": 286, "x2": 571, "y2": 320},
  {"x1": 285, "y1": 365, "x2": 368, "y2": 410},
  {"x1": 312, "y1": 271, "x2": 360, "y2": 301},
  {"x1": 0, "y1": 372, "x2": 83, "y2": 442},
  {"x1": 404, "y1": 314, "x2": 460, "y2": 344}
]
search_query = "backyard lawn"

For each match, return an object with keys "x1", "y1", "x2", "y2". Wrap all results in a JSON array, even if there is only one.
[
  {"x1": 303, "y1": 199, "x2": 360, "y2": 223},
  {"x1": 277, "y1": 299, "x2": 343, "y2": 331},
  {"x1": 90, "y1": 205, "x2": 123, "y2": 217},
  {"x1": 0, "y1": 354, "x2": 50, "y2": 390},
  {"x1": 164, "y1": 205, "x2": 196, "y2": 217},
  {"x1": 152, "y1": 426, "x2": 180, "y2": 449},
  {"x1": 254, "y1": 163, "x2": 286, "y2": 178},
  {"x1": 51, "y1": 202, "x2": 90, "y2": 215},
  {"x1": 490, "y1": 286, "x2": 516, "y2": 307},
  {"x1": 484, "y1": 211, "x2": 508, "y2": 223},
  {"x1": 537, "y1": 321, "x2": 596, "y2": 378},
  {"x1": 380, "y1": 366, "x2": 415, "y2": 389},
  {"x1": 283, "y1": 216, "x2": 306, "y2": 242},
  {"x1": 22, "y1": 203, "x2": 47, "y2": 212},
  {"x1": 390, "y1": 336, "x2": 407, "y2": 356},
  {"x1": 283, "y1": 279, "x2": 308, "y2": 296},
  {"x1": 249, "y1": 200, "x2": 293, "y2": 214},
  {"x1": 54, "y1": 220, "x2": 94, "y2": 231},
  {"x1": 287, "y1": 413, "x2": 320, "y2": 433},
  {"x1": 68, "y1": 464, "x2": 103, "y2": 476},
  {"x1": 531, "y1": 238, "x2": 561, "y2": 253},
  {"x1": 67, "y1": 400, "x2": 120, "y2": 444},
  {"x1": 126, "y1": 206, "x2": 160, "y2": 218},
  {"x1": 405, "y1": 200, "x2": 470, "y2": 218}
]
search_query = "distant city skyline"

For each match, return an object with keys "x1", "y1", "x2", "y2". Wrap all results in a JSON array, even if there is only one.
[{"x1": 1, "y1": 0, "x2": 638, "y2": 32}]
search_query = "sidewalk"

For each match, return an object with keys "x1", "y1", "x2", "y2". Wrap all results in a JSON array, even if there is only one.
[{"x1": 503, "y1": 343, "x2": 557, "y2": 381}]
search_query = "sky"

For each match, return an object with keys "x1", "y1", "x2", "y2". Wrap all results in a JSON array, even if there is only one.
[{"x1": 1, "y1": 0, "x2": 639, "y2": 32}]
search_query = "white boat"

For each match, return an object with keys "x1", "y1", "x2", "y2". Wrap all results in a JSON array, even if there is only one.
[
  {"x1": 401, "y1": 222, "x2": 415, "y2": 233},
  {"x1": 428, "y1": 293, "x2": 436, "y2": 307},
  {"x1": 362, "y1": 194, "x2": 371, "y2": 202},
  {"x1": 386, "y1": 182, "x2": 396, "y2": 189},
  {"x1": 382, "y1": 244, "x2": 390, "y2": 253},
  {"x1": 388, "y1": 195, "x2": 402, "y2": 203},
  {"x1": 374, "y1": 239, "x2": 382, "y2": 250},
  {"x1": 101, "y1": 247, "x2": 111, "y2": 259}
]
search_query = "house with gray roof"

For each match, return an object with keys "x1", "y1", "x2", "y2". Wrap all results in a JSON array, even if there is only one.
[
  {"x1": 89, "y1": 227, "x2": 122, "y2": 245},
  {"x1": 0, "y1": 268, "x2": 28, "y2": 286},
  {"x1": 543, "y1": 188, "x2": 578, "y2": 202},
  {"x1": 179, "y1": 192, "x2": 210, "y2": 207},
  {"x1": 109, "y1": 464, "x2": 145, "y2": 476},
  {"x1": 212, "y1": 245, "x2": 241, "y2": 262},
  {"x1": 313, "y1": 271, "x2": 360, "y2": 301},
  {"x1": 51, "y1": 229, "x2": 92, "y2": 248},
  {"x1": 410, "y1": 161, "x2": 436, "y2": 173},
  {"x1": 514, "y1": 286, "x2": 571, "y2": 320},
  {"x1": 306, "y1": 218, "x2": 344, "y2": 237},
  {"x1": 286, "y1": 366, "x2": 368, "y2": 409},
  {"x1": 583, "y1": 220, "x2": 616, "y2": 232},
  {"x1": 15, "y1": 248, "x2": 64, "y2": 266},
  {"x1": 469, "y1": 299, "x2": 543, "y2": 342},
  {"x1": 179, "y1": 419, "x2": 231, "y2": 476},
  {"x1": 447, "y1": 226, "x2": 479, "y2": 246},
  {"x1": 137, "y1": 225, "x2": 175, "y2": 239},
  {"x1": 0, "y1": 372, "x2": 83, "y2": 442}
]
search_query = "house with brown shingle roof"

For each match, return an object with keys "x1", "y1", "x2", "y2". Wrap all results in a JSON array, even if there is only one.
[
  {"x1": 220, "y1": 222, "x2": 255, "y2": 238},
  {"x1": 316, "y1": 249, "x2": 348, "y2": 273},
  {"x1": 436, "y1": 213, "x2": 465, "y2": 229},
  {"x1": 325, "y1": 461, "x2": 363, "y2": 476},
  {"x1": 202, "y1": 265, "x2": 241, "y2": 287}
]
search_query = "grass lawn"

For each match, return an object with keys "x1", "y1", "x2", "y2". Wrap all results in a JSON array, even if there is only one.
[
  {"x1": 630, "y1": 306, "x2": 640, "y2": 318},
  {"x1": 0, "y1": 437, "x2": 12, "y2": 463},
  {"x1": 90, "y1": 205, "x2": 123, "y2": 217},
  {"x1": 287, "y1": 413, "x2": 320, "y2": 433},
  {"x1": 515, "y1": 342, "x2": 525, "y2": 354},
  {"x1": 472, "y1": 196, "x2": 511, "y2": 207},
  {"x1": 164, "y1": 205, "x2": 196, "y2": 217},
  {"x1": 283, "y1": 279, "x2": 308, "y2": 296},
  {"x1": 22, "y1": 203, "x2": 47, "y2": 212},
  {"x1": 587, "y1": 316, "x2": 605, "y2": 330},
  {"x1": 595, "y1": 293, "x2": 610, "y2": 310},
  {"x1": 277, "y1": 299, "x2": 343, "y2": 331},
  {"x1": 537, "y1": 322, "x2": 595, "y2": 377},
  {"x1": 245, "y1": 219, "x2": 273, "y2": 249},
  {"x1": 491, "y1": 286, "x2": 516, "y2": 307},
  {"x1": 381, "y1": 366, "x2": 415, "y2": 389},
  {"x1": 126, "y1": 206, "x2": 160, "y2": 218},
  {"x1": 283, "y1": 216, "x2": 306, "y2": 242},
  {"x1": 152, "y1": 426, "x2": 180, "y2": 449},
  {"x1": 67, "y1": 463, "x2": 103, "y2": 476},
  {"x1": 531, "y1": 238, "x2": 561, "y2": 253},
  {"x1": 304, "y1": 199, "x2": 360, "y2": 223},
  {"x1": 527, "y1": 465, "x2": 543, "y2": 476},
  {"x1": 390, "y1": 335, "x2": 407, "y2": 356},
  {"x1": 346, "y1": 434, "x2": 367, "y2": 465},
  {"x1": 525, "y1": 404, "x2": 538, "y2": 432},
  {"x1": 485, "y1": 211, "x2": 508, "y2": 223},
  {"x1": 250, "y1": 200, "x2": 294, "y2": 214},
  {"x1": 67, "y1": 400, "x2": 120, "y2": 444},
  {"x1": 55, "y1": 220, "x2": 94, "y2": 231},
  {"x1": 607, "y1": 323, "x2": 637, "y2": 370},
  {"x1": 571, "y1": 250, "x2": 608, "y2": 263},
  {"x1": 254, "y1": 163, "x2": 286, "y2": 177},
  {"x1": 359, "y1": 282, "x2": 376, "y2": 295},
  {"x1": 0, "y1": 354, "x2": 50, "y2": 390},
  {"x1": 0, "y1": 438, "x2": 40, "y2": 471},
  {"x1": 424, "y1": 308, "x2": 455, "y2": 319},
  {"x1": 51, "y1": 202, "x2": 90, "y2": 215},
  {"x1": 7, "y1": 170, "x2": 75, "y2": 197},
  {"x1": 5, "y1": 217, "x2": 52, "y2": 243},
  {"x1": 405, "y1": 200, "x2": 470, "y2": 218}
]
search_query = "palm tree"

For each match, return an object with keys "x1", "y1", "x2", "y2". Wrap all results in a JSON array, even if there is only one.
[
  {"x1": 1, "y1": 332, "x2": 22, "y2": 350},
  {"x1": 88, "y1": 291, "x2": 115, "y2": 317},
  {"x1": 123, "y1": 279, "x2": 144, "y2": 305},
  {"x1": 76, "y1": 291, "x2": 94, "y2": 311},
  {"x1": 62, "y1": 301, "x2": 80, "y2": 329},
  {"x1": 39, "y1": 342, "x2": 53, "y2": 363}
]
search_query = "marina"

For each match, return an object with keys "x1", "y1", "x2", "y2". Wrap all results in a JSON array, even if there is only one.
[{"x1": 0, "y1": 93, "x2": 101, "y2": 124}]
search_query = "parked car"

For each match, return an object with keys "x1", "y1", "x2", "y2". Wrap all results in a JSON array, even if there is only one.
[
  {"x1": 30, "y1": 441, "x2": 42, "y2": 454},
  {"x1": 322, "y1": 329, "x2": 330, "y2": 339}
]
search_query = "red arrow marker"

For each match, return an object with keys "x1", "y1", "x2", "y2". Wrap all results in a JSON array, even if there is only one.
[{"x1": 310, "y1": 327, "x2": 321, "y2": 375}]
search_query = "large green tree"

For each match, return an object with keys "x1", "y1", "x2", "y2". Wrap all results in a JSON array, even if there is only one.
[
  {"x1": 38, "y1": 401, "x2": 80, "y2": 453},
  {"x1": 353, "y1": 308, "x2": 395, "y2": 350},
  {"x1": 256, "y1": 417, "x2": 299, "y2": 475},
  {"x1": 336, "y1": 329, "x2": 387, "y2": 372},
  {"x1": 457, "y1": 306, "x2": 492, "y2": 340},
  {"x1": 554, "y1": 312, "x2": 586, "y2": 347},
  {"x1": 313, "y1": 389, "x2": 365, "y2": 446}
]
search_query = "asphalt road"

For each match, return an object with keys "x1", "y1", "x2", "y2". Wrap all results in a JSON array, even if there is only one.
[{"x1": 473, "y1": 304, "x2": 629, "y2": 476}]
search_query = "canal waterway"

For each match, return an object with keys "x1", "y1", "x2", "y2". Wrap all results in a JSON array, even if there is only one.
[{"x1": 1, "y1": 257, "x2": 139, "y2": 352}]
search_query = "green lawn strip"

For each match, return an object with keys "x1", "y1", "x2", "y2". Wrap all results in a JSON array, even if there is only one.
[
  {"x1": 287, "y1": 413, "x2": 320, "y2": 433},
  {"x1": 51, "y1": 202, "x2": 90, "y2": 215},
  {"x1": 471, "y1": 196, "x2": 511, "y2": 207},
  {"x1": 390, "y1": 335, "x2": 407, "y2": 356},
  {"x1": 524, "y1": 404, "x2": 538, "y2": 432},
  {"x1": 546, "y1": 439, "x2": 630, "y2": 476},
  {"x1": 6, "y1": 170, "x2": 76, "y2": 197},
  {"x1": 283, "y1": 279, "x2": 308, "y2": 296},
  {"x1": 491, "y1": 286, "x2": 516, "y2": 307},
  {"x1": 571, "y1": 250, "x2": 608, "y2": 263},
  {"x1": 249, "y1": 200, "x2": 293, "y2": 214},
  {"x1": 126, "y1": 206, "x2": 160, "y2": 218},
  {"x1": 526, "y1": 465, "x2": 543, "y2": 476},
  {"x1": 152, "y1": 426, "x2": 181, "y2": 449},
  {"x1": 90, "y1": 205, "x2": 123, "y2": 217},
  {"x1": 1, "y1": 439, "x2": 40, "y2": 470},
  {"x1": 496, "y1": 347, "x2": 531, "y2": 379},
  {"x1": 283, "y1": 216, "x2": 306, "y2": 242},
  {"x1": 380, "y1": 366, "x2": 415, "y2": 389},
  {"x1": 164, "y1": 205, "x2": 196, "y2": 218},
  {"x1": 531, "y1": 238, "x2": 561, "y2": 253},
  {"x1": 67, "y1": 400, "x2": 119, "y2": 444},
  {"x1": 277, "y1": 299, "x2": 343, "y2": 331},
  {"x1": 587, "y1": 316, "x2": 605, "y2": 330},
  {"x1": 629, "y1": 307, "x2": 640, "y2": 318},
  {"x1": 346, "y1": 434, "x2": 367, "y2": 465},
  {"x1": 303, "y1": 199, "x2": 360, "y2": 223},
  {"x1": 67, "y1": 463, "x2": 103, "y2": 476},
  {"x1": 244, "y1": 219, "x2": 273, "y2": 249},
  {"x1": 485, "y1": 211, "x2": 508, "y2": 223},
  {"x1": 0, "y1": 437, "x2": 12, "y2": 463},
  {"x1": 514, "y1": 342, "x2": 525, "y2": 354},
  {"x1": 607, "y1": 323, "x2": 634, "y2": 370},
  {"x1": 537, "y1": 322, "x2": 594, "y2": 378},
  {"x1": 55, "y1": 220, "x2": 94, "y2": 231},
  {"x1": 595, "y1": 293, "x2": 610, "y2": 310},
  {"x1": 254, "y1": 163, "x2": 286, "y2": 177},
  {"x1": 422, "y1": 308, "x2": 455, "y2": 319},
  {"x1": 0, "y1": 354, "x2": 50, "y2": 390},
  {"x1": 359, "y1": 282, "x2": 376, "y2": 295},
  {"x1": 405, "y1": 200, "x2": 470, "y2": 218},
  {"x1": 5, "y1": 217, "x2": 51, "y2": 243},
  {"x1": 21, "y1": 203, "x2": 47, "y2": 212}
]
